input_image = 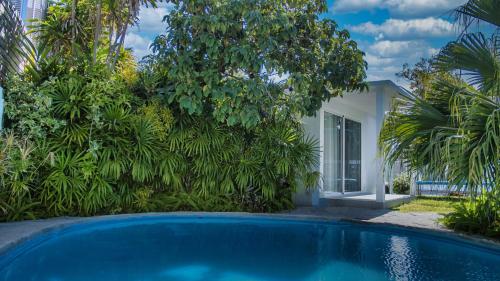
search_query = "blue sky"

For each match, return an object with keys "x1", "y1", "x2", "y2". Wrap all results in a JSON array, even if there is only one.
[{"x1": 125, "y1": 0, "x2": 467, "y2": 87}]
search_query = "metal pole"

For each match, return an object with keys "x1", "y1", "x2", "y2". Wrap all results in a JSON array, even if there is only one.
[
  {"x1": 341, "y1": 115, "x2": 345, "y2": 194},
  {"x1": 0, "y1": 86, "x2": 3, "y2": 131},
  {"x1": 389, "y1": 166, "x2": 394, "y2": 194}
]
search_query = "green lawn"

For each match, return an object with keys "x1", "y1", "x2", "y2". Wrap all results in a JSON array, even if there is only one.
[{"x1": 393, "y1": 196, "x2": 464, "y2": 213}]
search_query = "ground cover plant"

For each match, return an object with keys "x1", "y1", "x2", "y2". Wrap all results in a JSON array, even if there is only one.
[
  {"x1": 394, "y1": 196, "x2": 463, "y2": 213},
  {"x1": 0, "y1": 0, "x2": 366, "y2": 221}
]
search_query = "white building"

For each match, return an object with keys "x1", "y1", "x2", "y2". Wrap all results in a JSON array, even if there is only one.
[
  {"x1": 9, "y1": 0, "x2": 47, "y2": 25},
  {"x1": 294, "y1": 80, "x2": 414, "y2": 209},
  {"x1": 25, "y1": 0, "x2": 48, "y2": 23}
]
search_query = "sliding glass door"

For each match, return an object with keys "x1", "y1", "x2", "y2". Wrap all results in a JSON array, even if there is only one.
[
  {"x1": 324, "y1": 113, "x2": 343, "y2": 193},
  {"x1": 323, "y1": 112, "x2": 361, "y2": 193},
  {"x1": 344, "y1": 119, "x2": 361, "y2": 192}
]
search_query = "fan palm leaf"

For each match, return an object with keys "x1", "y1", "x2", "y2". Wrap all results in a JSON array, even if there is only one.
[
  {"x1": 455, "y1": 0, "x2": 500, "y2": 29},
  {"x1": 0, "y1": 0, "x2": 38, "y2": 84},
  {"x1": 434, "y1": 33, "x2": 500, "y2": 94}
]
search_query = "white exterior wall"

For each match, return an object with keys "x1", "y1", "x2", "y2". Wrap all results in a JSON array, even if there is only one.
[
  {"x1": 294, "y1": 81, "x2": 405, "y2": 206},
  {"x1": 319, "y1": 90, "x2": 379, "y2": 195},
  {"x1": 293, "y1": 114, "x2": 321, "y2": 206}
]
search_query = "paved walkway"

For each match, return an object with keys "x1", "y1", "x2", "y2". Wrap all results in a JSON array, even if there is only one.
[{"x1": 289, "y1": 207, "x2": 446, "y2": 231}]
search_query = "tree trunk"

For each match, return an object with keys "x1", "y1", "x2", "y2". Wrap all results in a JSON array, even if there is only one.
[
  {"x1": 70, "y1": 0, "x2": 78, "y2": 55},
  {"x1": 92, "y1": 0, "x2": 102, "y2": 65},
  {"x1": 106, "y1": 21, "x2": 114, "y2": 67},
  {"x1": 107, "y1": 21, "x2": 123, "y2": 68},
  {"x1": 111, "y1": 24, "x2": 128, "y2": 68},
  {"x1": 111, "y1": 0, "x2": 134, "y2": 69}
]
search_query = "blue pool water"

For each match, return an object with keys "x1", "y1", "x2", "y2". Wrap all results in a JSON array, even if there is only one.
[{"x1": 1, "y1": 216, "x2": 499, "y2": 281}]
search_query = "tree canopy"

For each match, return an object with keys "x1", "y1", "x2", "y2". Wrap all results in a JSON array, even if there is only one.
[{"x1": 149, "y1": 0, "x2": 367, "y2": 127}]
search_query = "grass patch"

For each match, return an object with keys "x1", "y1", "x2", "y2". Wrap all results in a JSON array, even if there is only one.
[{"x1": 393, "y1": 196, "x2": 464, "y2": 214}]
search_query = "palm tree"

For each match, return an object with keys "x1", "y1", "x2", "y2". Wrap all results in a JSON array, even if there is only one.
[
  {"x1": 105, "y1": 0, "x2": 159, "y2": 68},
  {"x1": 380, "y1": 0, "x2": 499, "y2": 195},
  {"x1": 70, "y1": 0, "x2": 78, "y2": 55},
  {"x1": 28, "y1": 0, "x2": 159, "y2": 69},
  {"x1": 0, "y1": 0, "x2": 37, "y2": 84},
  {"x1": 92, "y1": 0, "x2": 103, "y2": 65}
]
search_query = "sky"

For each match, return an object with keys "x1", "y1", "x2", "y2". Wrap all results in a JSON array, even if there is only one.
[{"x1": 125, "y1": 0, "x2": 468, "y2": 87}]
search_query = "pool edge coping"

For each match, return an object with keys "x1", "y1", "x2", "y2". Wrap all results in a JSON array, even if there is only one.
[{"x1": 1, "y1": 212, "x2": 500, "y2": 256}]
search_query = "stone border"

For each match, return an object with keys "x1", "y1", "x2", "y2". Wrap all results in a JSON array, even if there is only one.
[{"x1": 1, "y1": 212, "x2": 500, "y2": 256}]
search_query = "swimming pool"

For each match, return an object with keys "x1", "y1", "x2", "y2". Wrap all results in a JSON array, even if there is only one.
[{"x1": 0, "y1": 215, "x2": 499, "y2": 281}]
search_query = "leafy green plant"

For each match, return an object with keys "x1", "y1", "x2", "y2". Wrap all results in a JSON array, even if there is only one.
[
  {"x1": 0, "y1": 135, "x2": 42, "y2": 221},
  {"x1": 3, "y1": 76, "x2": 64, "y2": 139},
  {"x1": 442, "y1": 192, "x2": 500, "y2": 238},
  {"x1": 393, "y1": 172, "x2": 411, "y2": 195},
  {"x1": 149, "y1": 192, "x2": 243, "y2": 213}
]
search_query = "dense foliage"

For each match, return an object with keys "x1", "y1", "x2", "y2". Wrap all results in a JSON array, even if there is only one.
[
  {"x1": 380, "y1": 0, "x2": 500, "y2": 237},
  {"x1": 0, "y1": 71, "x2": 320, "y2": 220},
  {"x1": 29, "y1": 0, "x2": 158, "y2": 67},
  {"x1": 149, "y1": 0, "x2": 366, "y2": 127},
  {"x1": 441, "y1": 192, "x2": 500, "y2": 237},
  {"x1": 0, "y1": 0, "x2": 365, "y2": 221}
]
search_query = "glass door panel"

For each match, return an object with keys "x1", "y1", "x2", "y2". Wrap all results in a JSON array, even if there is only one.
[
  {"x1": 344, "y1": 119, "x2": 361, "y2": 192},
  {"x1": 323, "y1": 112, "x2": 343, "y2": 192}
]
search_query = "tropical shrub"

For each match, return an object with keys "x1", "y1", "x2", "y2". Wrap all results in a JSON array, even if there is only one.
[
  {"x1": 0, "y1": 135, "x2": 41, "y2": 221},
  {"x1": 442, "y1": 192, "x2": 500, "y2": 238},
  {"x1": 393, "y1": 172, "x2": 411, "y2": 195},
  {"x1": 2, "y1": 76, "x2": 64, "y2": 139}
]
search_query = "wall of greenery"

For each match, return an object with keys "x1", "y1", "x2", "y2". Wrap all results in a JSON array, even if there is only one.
[
  {"x1": 0, "y1": 0, "x2": 366, "y2": 221},
  {"x1": 0, "y1": 69, "x2": 323, "y2": 220}
]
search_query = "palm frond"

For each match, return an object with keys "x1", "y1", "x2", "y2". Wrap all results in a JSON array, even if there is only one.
[
  {"x1": 434, "y1": 33, "x2": 500, "y2": 94},
  {"x1": 0, "y1": 0, "x2": 38, "y2": 85},
  {"x1": 381, "y1": 74, "x2": 499, "y2": 194},
  {"x1": 455, "y1": 0, "x2": 500, "y2": 30}
]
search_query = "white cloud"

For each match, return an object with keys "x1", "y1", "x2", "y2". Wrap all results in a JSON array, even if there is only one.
[
  {"x1": 387, "y1": 0, "x2": 468, "y2": 17},
  {"x1": 332, "y1": 0, "x2": 467, "y2": 18},
  {"x1": 380, "y1": 65, "x2": 401, "y2": 73},
  {"x1": 124, "y1": 33, "x2": 152, "y2": 59},
  {"x1": 365, "y1": 53, "x2": 395, "y2": 67},
  {"x1": 350, "y1": 17, "x2": 455, "y2": 40},
  {"x1": 332, "y1": 0, "x2": 383, "y2": 13},
  {"x1": 365, "y1": 40, "x2": 438, "y2": 84},
  {"x1": 132, "y1": 2, "x2": 172, "y2": 34},
  {"x1": 369, "y1": 40, "x2": 436, "y2": 58},
  {"x1": 125, "y1": 3, "x2": 172, "y2": 60},
  {"x1": 330, "y1": 1, "x2": 462, "y2": 85},
  {"x1": 428, "y1": 47, "x2": 440, "y2": 56}
]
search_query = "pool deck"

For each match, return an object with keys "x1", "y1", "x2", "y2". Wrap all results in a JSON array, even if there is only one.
[
  {"x1": 0, "y1": 209, "x2": 498, "y2": 254},
  {"x1": 290, "y1": 207, "x2": 445, "y2": 230}
]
